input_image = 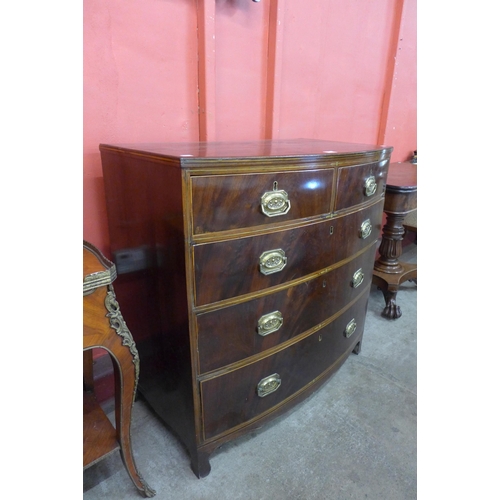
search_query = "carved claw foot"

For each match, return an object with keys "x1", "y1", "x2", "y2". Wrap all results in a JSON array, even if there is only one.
[
  {"x1": 382, "y1": 299, "x2": 402, "y2": 319},
  {"x1": 381, "y1": 290, "x2": 402, "y2": 319}
]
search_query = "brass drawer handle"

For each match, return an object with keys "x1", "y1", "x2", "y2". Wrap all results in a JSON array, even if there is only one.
[
  {"x1": 344, "y1": 319, "x2": 357, "y2": 338},
  {"x1": 259, "y1": 249, "x2": 287, "y2": 275},
  {"x1": 258, "y1": 311, "x2": 284, "y2": 336},
  {"x1": 257, "y1": 373, "x2": 281, "y2": 397},
  {"x1": 359, "y1": 219, "x2": 372, "y2": 239},
  {"x1": 351, "y1": 268, "x2": 364, "y2": 288},
  {"x1": 364, "y1": 175, "x2": 377, "y2": 197},
  {"x1": 261, "y1": 184, "x2": 291, "y2": 217}
]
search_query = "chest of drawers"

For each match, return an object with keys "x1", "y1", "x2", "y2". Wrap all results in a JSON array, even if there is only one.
[{"x1": 100, "y1": 139, "x2": 392, "y2": 478}]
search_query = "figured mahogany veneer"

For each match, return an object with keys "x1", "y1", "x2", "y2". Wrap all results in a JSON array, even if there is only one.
[
  {"x1": 191, "y1": 169, "x2": 334, "y2": 234},
  {"x1": 100, "y1": 138, "x2": 392, "y2": 478},
  {"x1": 197, "y1": 247, "x2": 377, "y2": 373},
  {"x1": 200, "y1": 289, "x2": 370, "y2": 440},
  {"x1": 193, "y1": 201, "x2": 383, "y2": 306}
]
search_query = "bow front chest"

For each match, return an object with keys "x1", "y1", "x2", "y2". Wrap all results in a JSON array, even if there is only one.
[{"x1": 100, "y1": 139, "x2": 392, "y2": 478}]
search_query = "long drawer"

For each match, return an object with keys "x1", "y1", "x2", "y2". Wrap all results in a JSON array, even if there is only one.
[
  {"x1": 191, "y1": 169, "x2": 335, "y2": 234},
  {"x1": 200, "y1": 287, "x2": 369, "y2": 441},
  {"x1": 196, "y1": 245, "x2": 376, "y2": 373},
  {"x1": 193, "y1": 199, "x2": 384, "y2": 306}
]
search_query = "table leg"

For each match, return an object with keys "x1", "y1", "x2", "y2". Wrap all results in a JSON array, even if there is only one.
[
  {"x1": 372, "y1": 212, "x2": 417, "y2": 319},
  {"x1": 83, "y1": 350, "x2": 94, "y2": 392},
  {"x1": 105, "y1": 287, "x2": 156, "y2": 498}
]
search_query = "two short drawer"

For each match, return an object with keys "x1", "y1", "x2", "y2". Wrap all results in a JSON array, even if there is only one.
[{"x1": 190, "y1": 160, "x2": 388, "y2": 235}]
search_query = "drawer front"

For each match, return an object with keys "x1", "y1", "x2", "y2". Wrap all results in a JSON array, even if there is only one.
[
  {"x1": 200, "y1": 288, "x2": 369, "y2": 440},
  {"x1": 191, "y1": 169, "x2": 334, "y2": 234},
  {"x1": 197, "y1": 247, "x2": 376, "y2": 373},
  {"x1": 193, "y1": 199, "x2": 384, "y2": 306},
  {"x1": 335, "y1": 160, "x2": 389, "y2": 211}
]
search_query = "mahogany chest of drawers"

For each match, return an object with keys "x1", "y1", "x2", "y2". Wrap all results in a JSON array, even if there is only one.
[{"x1": 100, "y1": 138, "x2": 392, "y2": 478}]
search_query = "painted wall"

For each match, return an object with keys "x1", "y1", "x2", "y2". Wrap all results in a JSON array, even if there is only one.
[
  {"x1": 84, "y1": 0, "x2": 416, "y2": 253},
  {"x1": 83, "y1": 0, "x2": 199, "y2": 251}
]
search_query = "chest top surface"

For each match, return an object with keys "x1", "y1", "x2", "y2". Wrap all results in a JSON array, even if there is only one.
[{"x1": 99, "y1": 138, "x2": 391, "y2": 166}]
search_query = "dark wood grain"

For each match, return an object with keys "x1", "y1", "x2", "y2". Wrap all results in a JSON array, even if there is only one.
[
  {"x1": 100, "y1": 138, "x2": 390, "y2": 164},
  {"x1": 100, "y1": 139, "x2": 392, "y2": 478},
  {"x1": 194, "y1": 199, "x2": 384, "y2": 305},
  {"x1": 386, "y1": 160, "x2": 417, "y2": 188},
  {"x1": 197, "y1": 245, "x2": 376, "y2": 373},
  {"x1": 335, "y1": 160, "x2": 389, "y2": 211},
  {"x1": 191, "y1": 169, "x2": 334, "y2": 234},
  {"x1": 372, "y1": 161, "x2": 417, "y2": 319},
  {"x1": 200, "y1": 288, "x2": 369, "y2": 440}
]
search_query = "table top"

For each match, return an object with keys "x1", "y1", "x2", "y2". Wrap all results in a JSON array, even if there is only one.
[
  {"x1": 83, "y1": 241, "x2": 117, "y2": 294},
  {"x1": 386, "y1": 161, "x2": 417, "y2": 192}
]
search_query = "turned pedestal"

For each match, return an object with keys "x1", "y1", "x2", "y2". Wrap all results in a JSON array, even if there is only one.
[{"x1": 372, "y1": 162, "x2": 417, "y2": 319}]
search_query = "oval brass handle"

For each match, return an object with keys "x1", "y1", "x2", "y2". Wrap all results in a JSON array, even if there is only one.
[
  {"x1": 259, "y1": 249, "x2": 287, "y2": 275},
  {"x1": 351, "y1": 268, "x2": 364, "y2": 288},
  {"x1": 258, "y1": 311, "x2": 284, "y2": 336},
  {"x1": 257, "y1": 373, "x2": 281, "y2": 397},
  {"x1": 359, "y1": 219, "x2": 372, "y2": 239},
  {"x1": 261, "y1": 189, "x2": 291, "y2": 217},
  {"x1": 364, "y1": 175, "x2": 377, "y2": 197},
  {"x1": 344, "y1": 319, "x2": 357, "y2": 338}
]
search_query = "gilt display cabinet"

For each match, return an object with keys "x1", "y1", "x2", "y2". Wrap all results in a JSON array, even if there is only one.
[{"x1": 100, "y1": 138, "x2": 392, "y2": 478}]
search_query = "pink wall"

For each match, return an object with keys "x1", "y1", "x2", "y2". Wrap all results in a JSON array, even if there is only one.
[
  {"x1": 378, "y1": 0, "x2": 417, "y2": 156},
  {"x1": 84, "y1": 0, "x2": 416, "y2": 253},
  {"x1": 83, "y1": 0, "x2": 199, "y2": 251},
  {"x1": 277, "y1": 0, "x2": 399, "y2": 143}
]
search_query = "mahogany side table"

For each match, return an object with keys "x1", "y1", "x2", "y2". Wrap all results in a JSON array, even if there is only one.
[
  {"x1": 372, "y1": 161, "x2": 417, "y2": 319},
  {"x1": 83, "y1": 240, "x2": 155, "y2": 497}
]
